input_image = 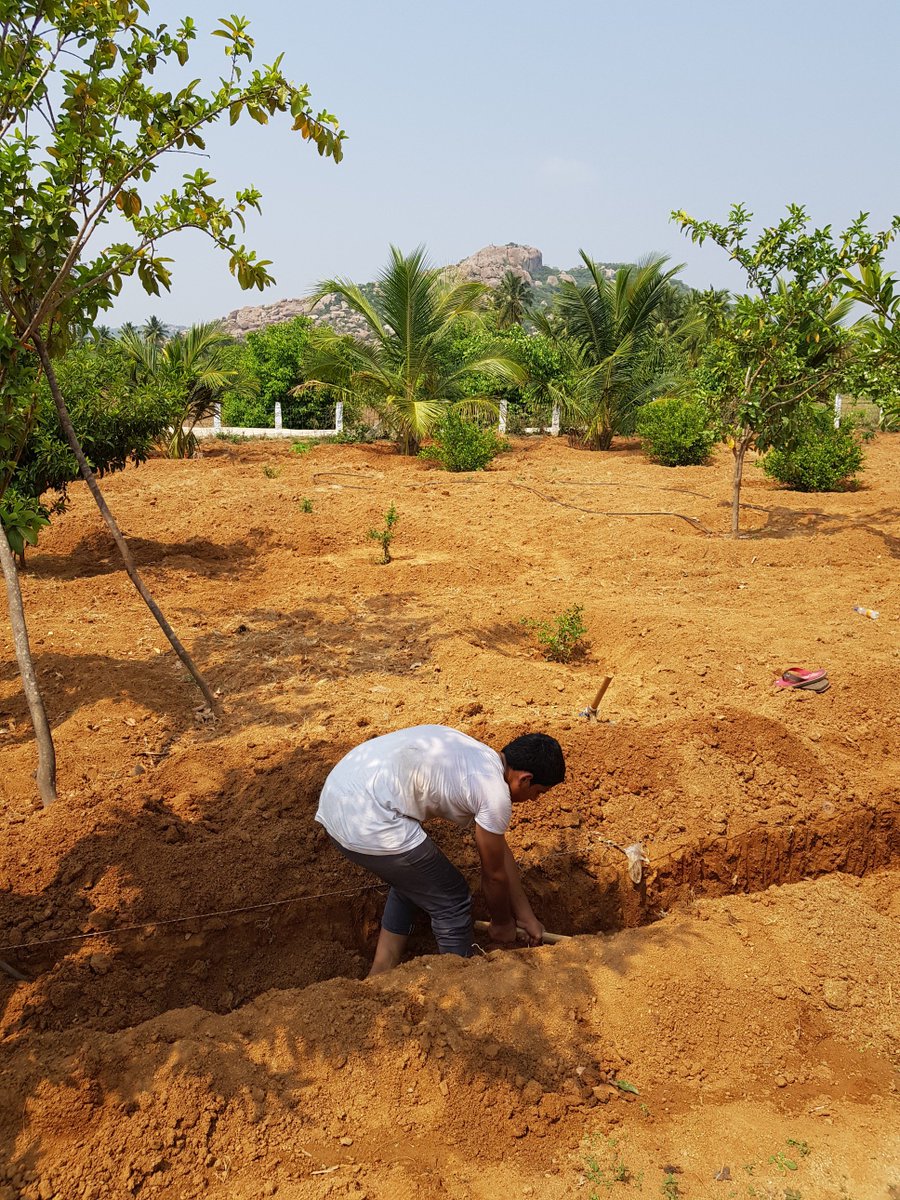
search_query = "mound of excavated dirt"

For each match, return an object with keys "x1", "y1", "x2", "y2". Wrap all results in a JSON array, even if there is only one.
[
  {"x1": 1, "y1": 873, "x2": 898, "y2": 1198},
  {"x1": 1, "y1": 434, "x2": 898, "y2": 1197}
]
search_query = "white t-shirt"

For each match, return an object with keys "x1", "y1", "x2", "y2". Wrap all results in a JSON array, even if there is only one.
[{"x1": 315, "y1": 725, "x2": 511, "y2": 854}]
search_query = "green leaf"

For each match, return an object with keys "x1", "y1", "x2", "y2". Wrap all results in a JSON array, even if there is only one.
[{"x1": 613, "y1": 1080, "x2": 639, "y2": 1095}]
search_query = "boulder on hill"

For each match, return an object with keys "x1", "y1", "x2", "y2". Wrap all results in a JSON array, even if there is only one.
[
  {"x1": 220, "y1": 296, "x2": 314, "y2": 338},
  {"x1": 217, "y1": 244, "x2": 549, "y2": 339},
  {"x1": 451, "y1": 243, "x2": 543, "y2": 287}
]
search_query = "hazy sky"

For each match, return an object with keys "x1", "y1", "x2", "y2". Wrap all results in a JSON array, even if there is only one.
[{"x1": 109, "y1": 0, "x2": 900, "y2": 326}]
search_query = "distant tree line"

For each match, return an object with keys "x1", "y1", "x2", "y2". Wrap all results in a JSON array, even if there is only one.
[{"x1": 5, "y1": 216, "x2": 900, "y2": 563}]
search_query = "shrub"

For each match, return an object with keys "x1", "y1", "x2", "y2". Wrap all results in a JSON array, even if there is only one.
[
  {"x1": 635, "y1": 396, "x2": 717, "y2": 466},
  {"x1": 761, "y1": 409, "x2": 865, "y2": 491},
  {"x1": 327, "y1": 419, "x2": 381, "y2": 445},
  {"x1": 522, "y1": 604, "x2": 587, "y2": 662},
  {"x1": 420, "y1": 411, "x2": 508, "y2": 472},
  {"x1": 219, "y1": 318, "x2": 340, "y2": 429},
  {"x1": 13, "y1": 342, "x2": 173, "y2": 510}
]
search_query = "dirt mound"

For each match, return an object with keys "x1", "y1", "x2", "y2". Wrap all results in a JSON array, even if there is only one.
[
  {"x1": 1, "y1": 434, "x2": 899, "y2": 1196},
  {"x1": 1, "y1": 872, "x2": 898, "y2": 1199}
]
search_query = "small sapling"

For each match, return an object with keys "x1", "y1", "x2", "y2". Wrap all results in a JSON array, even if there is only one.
[
  {"x1": 368, "y1": 503, "x2": 399, "y2": 564},
  {"x1": 521, "y1": 604, "x2": 587, "y2": 662}
]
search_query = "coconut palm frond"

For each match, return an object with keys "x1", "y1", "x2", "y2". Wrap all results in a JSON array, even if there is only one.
[
  {"x1": 443, "y1": 353, "x2": 528, "y2": 390},
  {"x1": 310, "y1": 278, "x2": 388, "y2": 344},
  {"x1": 551, "y1": 254, "x2": 688, "y2": 447},
  {"x1": 556, "y1": 261, "x2": 615, "y2": 360},
  {"x1": 450, "y1": 395, "x2": 500, "y2": 422},
  {"x1": 374, "y1": 245, "x2": 446, "y2": 366},
  {"x1": 436, "y1": 278, "x2": 491, "y2": 322}
]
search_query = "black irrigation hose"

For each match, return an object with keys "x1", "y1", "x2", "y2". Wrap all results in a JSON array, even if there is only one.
[
  {"x1": 552, "y1": 479, "x2": 713, "y2": 500},
  {"x1": 310, "y1": 469, "x2": 716, "y2": 533},
  {"x1": 506, "y1": 482, "x2": 716, "y2": 535},
  {"x1": 0, "y1": 882, "x2": 389, "y2": 963},
  {"x1": 312, "y1": 471, "x2": 372, "y2": 488}
]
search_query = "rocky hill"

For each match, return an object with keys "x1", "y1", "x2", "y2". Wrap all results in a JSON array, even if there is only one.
[{"x1": 218, "y1": 243, "x2": 622, "y2": 339}]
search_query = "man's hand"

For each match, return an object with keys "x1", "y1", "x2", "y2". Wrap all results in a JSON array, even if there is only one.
[
  {"x1": 516, "y1": 912, "x2": 544, "y2": 947},
  {"x1": 487, "y1": 919, "x2": 519, "y2": 945}
]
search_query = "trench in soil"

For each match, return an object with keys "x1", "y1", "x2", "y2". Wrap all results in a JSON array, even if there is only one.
[{"x1": 5, "y1": 802, "x2": 898, "y2": 1035}]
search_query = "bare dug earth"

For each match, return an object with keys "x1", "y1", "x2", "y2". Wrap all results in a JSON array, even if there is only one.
[{"x1": 0, "y1": 435, "x2": 898, "y2": 1200}]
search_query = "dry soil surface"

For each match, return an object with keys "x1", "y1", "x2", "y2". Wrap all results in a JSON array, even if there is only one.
[{"x1": 0, "y1": 435, "x2": 898, "y2": 1199}]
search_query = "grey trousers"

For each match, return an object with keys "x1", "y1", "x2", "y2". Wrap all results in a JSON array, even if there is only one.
[{"x1": 329, "y1": 834, "x2": 473, "y2": 956}]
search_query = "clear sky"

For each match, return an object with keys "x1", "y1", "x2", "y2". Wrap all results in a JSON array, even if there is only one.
[{"x1": 109, "y1": 0, "x2": 900, "y2": 326}]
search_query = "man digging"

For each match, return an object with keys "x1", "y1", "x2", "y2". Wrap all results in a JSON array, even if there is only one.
[{"x1": 315, "y1": 725, "x2": 566, "y2": 975}]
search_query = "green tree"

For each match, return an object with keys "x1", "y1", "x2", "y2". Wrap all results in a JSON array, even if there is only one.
[
  {"x1": 0, "y1": 0, "x2": 344, "y2": 802},
  {"x1": 224, "y1": 316, "x2": 338, "y2": 429},
  {"x1": 493, "y1": 270, "x2": 534, "y2": 329},
  {"x1": 0, "y1": 338, "x2": 173, "y2": 807},
  {"x1": 840, "y1": 262, "x2": 900, "y2": 428},
  {"x1": 631, "y1": 282, "x2": 711, "y2": 399},
  {"x1": 442, "y1": 317, "x2": 571, "y2": 431},
  {"x1": 121, "y1": 321, "x2": 251, "y2": 456},
  {"x1": 673, "y1": 203, "x2": 899, "y2": 535},
  {"x1": 10, "y1": 340, "x2": 172, "y2": 508},
  {"x1": 552, "y1": 253, "x2": 685, "y2": 449},
  {"x1": 695, "y1": 287, "x2": 734, "y2": 337},
  {"x1": 302, "y1": 247, "x2": 523, "y2": 454},
  {"x1": 141, "y1": 315, "x2": 170, "y2": 345}
]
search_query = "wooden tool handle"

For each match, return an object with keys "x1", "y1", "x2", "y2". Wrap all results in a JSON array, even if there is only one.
[
  {"x1": 474, "y1": 920, "x2": 567, "y2": 945},
  {"x1": 590, "y1": 676, "x2": 613, "y2": 711}
]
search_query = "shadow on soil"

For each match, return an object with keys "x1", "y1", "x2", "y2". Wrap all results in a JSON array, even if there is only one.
[
  {"x1": 0, "y1": 592, "x2": 441, "y2": 749},
  {"x1": 25, "y1": 531, "x2": 262, "y2": 580},
  {"x1": 741, "y1": 504, "x2": 900, "y2": 556}
]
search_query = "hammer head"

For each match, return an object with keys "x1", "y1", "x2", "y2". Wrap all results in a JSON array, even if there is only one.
[{"x1": 578, "y1": 706, "x2": 598, "y2": 722}]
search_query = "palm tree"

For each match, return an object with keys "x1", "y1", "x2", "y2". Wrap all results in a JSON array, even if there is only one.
[
  {"x1": 639, "y1": 283, "x2": 711, "y2": 381},
  {"x1": 299, "y1": 246, "x2": 524, "y2": 454},
  {"x1": 552, "y1": 253, "x2": 685, "y2": 449},
  {"x1": 121, "y1": 322, "x2": 251, "y2": 457},
  {"x1": 493, "y1": 270, "x2": 533, "y2": 329},
  {"x1": 142, "y1": 314, "x2": 170, "y2": 345}
]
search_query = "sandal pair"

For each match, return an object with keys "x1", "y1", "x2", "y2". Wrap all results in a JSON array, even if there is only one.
[{"x1": 775, "y1": 668, "x2": 830, "y2": 693}]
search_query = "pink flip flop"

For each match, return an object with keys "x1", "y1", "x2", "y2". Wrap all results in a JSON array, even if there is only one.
[{"x1": 775, "y1": 667, "x2": 827, "y2": 689}]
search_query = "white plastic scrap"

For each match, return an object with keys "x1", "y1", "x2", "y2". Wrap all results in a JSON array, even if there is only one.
[
  {"x1": 623, "y1": 843, "x2": 649, "y2": 885},
  {"x1": 589, "y1": 836, "x2": 650, "y2": 885}
]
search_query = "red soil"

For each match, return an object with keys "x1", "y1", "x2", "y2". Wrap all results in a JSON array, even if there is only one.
[{"x1": 0, "y1": 435, "x2": 898, "y2": 1198}]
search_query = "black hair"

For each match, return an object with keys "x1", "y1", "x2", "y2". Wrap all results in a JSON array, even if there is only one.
[{"x1": 501, "y1": 733, "x2": 565, "y2": 788}]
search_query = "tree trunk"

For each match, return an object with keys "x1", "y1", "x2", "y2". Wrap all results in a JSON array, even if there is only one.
[
  {"x1": 0, "y1": 527, "x2": 56, "y2": 806},
  {"x1": 731, "y1": 431, "x2": 753, "y2": 538},
  {"x1": 33, "y1": 337, "x2": 220, "y2": 715}
]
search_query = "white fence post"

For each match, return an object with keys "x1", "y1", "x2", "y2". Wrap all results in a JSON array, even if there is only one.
[
  {"x1": 833, "y1": 393, "x2": 842, "y2": 429},
  {"x1": 499, "y1": 398, "x2": 508, "y2": 435},
  {"x1": 550, "y1": 403, "x2": 560, "y2": 437},
  {"x1": 335, "y1": 400, "x2": 344, "y2": 433},
  {"x1": 274, "y1": 402, "x2": 283, "y2": 431},
  {"x1": 213, "y1": 403, "x2": 222, "y2": 432}
]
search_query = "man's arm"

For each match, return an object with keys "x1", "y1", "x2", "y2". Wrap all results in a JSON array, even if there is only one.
[
  {"x1": 473, "y1": 824, "x2": 516, "y2": 941},
  {"x1": 474, "y1": 825, "x2": 543, "y2": 946},
  {"x1": 503, "y1": 843, "x2": 543, "y2": 945}
]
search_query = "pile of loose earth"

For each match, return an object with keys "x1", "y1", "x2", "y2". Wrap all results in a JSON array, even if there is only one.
[{"x1": 0, "y1": 435, "x2": 897, "y2": 1197}]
